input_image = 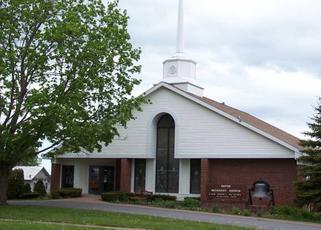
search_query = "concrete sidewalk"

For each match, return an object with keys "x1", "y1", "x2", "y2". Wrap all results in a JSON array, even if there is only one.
[{"x1": 9, "y1": 196, "x2": 321, "y2": 230}]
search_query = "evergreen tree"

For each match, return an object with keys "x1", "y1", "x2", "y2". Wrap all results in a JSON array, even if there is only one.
[
  {"x1": 296, "y1": 98, "x2": 321, "y2": 211},
  {"x1": 23, "y1": 183, "x2": 31, "y2": 194},
  {"x1": 7, "y1": 169, "x2": 25, "y2": 199},
  {"x1": 34, "y1": 179, "x2": 46, "y2": 197}
]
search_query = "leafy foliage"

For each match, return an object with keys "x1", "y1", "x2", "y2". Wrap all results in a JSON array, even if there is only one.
[
  {"x1": 34, "y1": 179, "x2": 46, "y2": 196},
  {"x1": 7, "y1": 169, "x2": 25, "y2": 199},
  {"x1": 17, "y1": 156, "x2": 40, "y2": 166},
  {"x1": 51, "y1": 188, "x2": 82, "y2": 199},
  {"x1": 182, "y1": 197, "x2": 200, "y2": 208},
  {"x1": 271, "y1": 205, "x2": 321, "y2": 222},
  {"x1": 23, "y1": 183, "x2": 31, "y2": 193},
  {"x1": 101, "y1": 192, "x2": 129, "y2": 202},
  {"x1": 0, "y1": 0, "x2": 144, "y2": 203},
  {"x1": 18, "y1": 192, "x2": 40, "y2": 199},
  {"x1": 296, "y1": 98, "x2": 321, "y2": 211}
]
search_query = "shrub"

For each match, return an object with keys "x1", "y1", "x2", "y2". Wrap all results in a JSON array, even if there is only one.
[
  {"x1": 272, "y1": 205, "x2": 299, "y2": 216},
  {"x1": 301, "y1": 210, "x2": 317, "y2": 220},
  {"x1": 241, "y1": 209, "x2": 252, "y2": 216},
  {"x1": 50, "y1": 188, "x2": 82, "y2": 199},
  {"x1": 18, "y1": 192, "x2": 40, "y2": 199},
  {"x1": 50, "y1": 191, "x2": 61, "y2": 199},
  {"x1": 34, "y1": 179, "x2": 47, "y2": 197},
  {"x1": 183, "y1": 197, "x2": 200, "y2": 208},
  {"x1": 212, "y1": 204, "x2": 221, "y2": 213},
  {"x1": 23, "y1": 183, "x2": 31, "y2": 193},
  {"x1": 256, "y1": 210, "x2": 263, "y2": 217},
  {"x1": 151, "y1": 194, "x2": 177, "y2": 201},
  {"x1": 153, "y1": 199, "x2": 178, "y2": 209},
  {"x1": 101, "y1": 192, "x2": 129, "y2": 202},
  {"x1": 59, "y1": 188, "x2": 82, "y2": 198},
  {"x1": 7, "y1": 169, "x2": 25, "y2": 199},
  {"x1": 271, "y1": 205, "x2": 321, "y2": 222},
  {"x1": 231, "y1": 207, "x2": 241, "y2": 215}
]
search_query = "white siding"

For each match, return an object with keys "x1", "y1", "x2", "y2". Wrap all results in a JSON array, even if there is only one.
[
  {"x1": 58, "y1": 86, "x2": 295, "y2": 159},
  {"x1": 58, "y1": 85, "x2": 295, "y2": 159}
]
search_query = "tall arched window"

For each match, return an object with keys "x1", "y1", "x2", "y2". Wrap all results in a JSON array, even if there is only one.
[{"x1": 156, "y1": 114, "x2": 179, "y2": 193}]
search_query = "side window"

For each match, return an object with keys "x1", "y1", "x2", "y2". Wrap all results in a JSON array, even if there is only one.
[
  {"x1": 134, "y1": 159, "x2": 146, "y2": 193},
  {"x1": 61, "y1": 165, "x2": 74, "y2": 188},
  {"x1": 190, "y1": 159, "x2": 200, "y2": 194}
]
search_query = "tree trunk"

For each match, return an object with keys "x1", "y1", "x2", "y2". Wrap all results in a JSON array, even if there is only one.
[{"x1": 0, "y1": 166, "x2": 10, "y2": 205}]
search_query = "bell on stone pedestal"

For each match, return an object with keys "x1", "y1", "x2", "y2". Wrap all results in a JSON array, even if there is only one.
[{"x1": 252, "y1": 182, "x2": 269, "y2": 199}]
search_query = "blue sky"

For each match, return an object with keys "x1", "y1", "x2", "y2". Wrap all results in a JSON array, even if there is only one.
[{"x1": 41, "y1": 0, "x2": 321, "y2": 171}]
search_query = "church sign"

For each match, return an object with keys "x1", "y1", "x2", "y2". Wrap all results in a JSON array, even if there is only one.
[{"x1": 207, "y1": 184, "x2": 244, "y2": 201}]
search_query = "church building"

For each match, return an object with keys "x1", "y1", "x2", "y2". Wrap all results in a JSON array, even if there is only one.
[{"x1": 51, "y1": 0, "x2": 300, "y2": 208}]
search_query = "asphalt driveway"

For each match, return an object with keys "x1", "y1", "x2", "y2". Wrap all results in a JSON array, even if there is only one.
[{"x1": 8, "y1": 196, "x2": 321, "y2": 230}]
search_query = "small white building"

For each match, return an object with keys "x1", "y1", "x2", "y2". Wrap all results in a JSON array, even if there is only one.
[{"x1": 14, "y1": 166, "x2": 51, "y2": 194}]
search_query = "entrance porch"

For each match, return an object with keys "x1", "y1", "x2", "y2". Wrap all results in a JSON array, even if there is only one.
[{"x1": 51, "y1": 158, "x2": 132, "y2": 194}]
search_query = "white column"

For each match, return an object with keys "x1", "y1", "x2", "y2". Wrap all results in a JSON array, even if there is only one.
[
  {"x1": 145, "y1": 159, "x2": 156, "y2": 193},
  {"x1": 131, "y1": 160, "x2": 135, "y2": 192},
  {"x1": 179, "y1": 159, "x2": 190, "y2": 196}
]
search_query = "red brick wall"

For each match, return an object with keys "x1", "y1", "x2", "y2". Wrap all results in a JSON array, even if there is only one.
[
  {"x1": 51, "y1": 163, "x2": 61, "y2": 193},
  {"x1": 201, "y1": 159, "x2": 209, "y2": 202},
  {"x1": 119, "y1": 159, "x2": 132, "y2": 192},
  {"x1": 115, "y1": 159, "x2": 121, "y2": 191},
  {"x1": 201, "y1": 159, "x2": 297, "y2": 208}
]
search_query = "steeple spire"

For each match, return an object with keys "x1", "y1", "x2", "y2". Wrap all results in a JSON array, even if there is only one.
[
  {"x1": 176, "y1": 0, "x2": 184, "y2": 54},
  {"x1": 162, "y1": 0, "x2": 204, "y2": 96}
]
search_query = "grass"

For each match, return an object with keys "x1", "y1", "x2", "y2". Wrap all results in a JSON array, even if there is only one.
[
  {"x1": 0, "y1": 220, "x2": 116, "y2": 230},
  {"x1": 0, "y1": 205, "x2": 249, "y2": 230},
  {"x1": 113, "y1": 198, "x2": 321, "y2": 224}
]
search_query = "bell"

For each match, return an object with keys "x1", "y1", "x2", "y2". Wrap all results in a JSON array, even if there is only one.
[{"x1": 252, "y1": 182, "x2": 269, "y2": 199}]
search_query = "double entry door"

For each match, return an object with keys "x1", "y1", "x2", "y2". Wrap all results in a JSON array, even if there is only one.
[{"x1": 89, "y1": 166, "x2": 114, "y2": 194}]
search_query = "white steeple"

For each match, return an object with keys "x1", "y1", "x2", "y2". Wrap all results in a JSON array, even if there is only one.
[
  {"x1": 176, "y1": 0, "x2": 184, "y2": 54},
  {"x1": 163, "y1": 0, "x2": 203, "y2": 96}
]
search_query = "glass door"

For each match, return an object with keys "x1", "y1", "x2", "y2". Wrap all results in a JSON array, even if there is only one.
[
  {"x1": 102, "y1": 166, "x2": 114, "y2": 193},
  {"x1": 134, "y1": 159, "x2": 146, "y2": 192},
  {"x1": 89, "y1": 166, "x2": 114, "y2": 194},
  {"x1": 89, "y1": 166, "x2": 100, "y2": 194}
]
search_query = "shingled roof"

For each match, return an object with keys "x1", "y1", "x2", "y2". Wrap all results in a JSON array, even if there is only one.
[{"x1": 188, "y1": 92, "x2": 301, "y2": 150}]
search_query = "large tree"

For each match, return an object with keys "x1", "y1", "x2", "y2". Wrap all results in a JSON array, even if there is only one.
[
  {"x1": 0, "y1": 0, "x2": 144, "y2": 204},
  {"x1": 16, "y1": 154, "x2": 40, "y2": 166},
  {"x1": 296, "y1": 98, "x2": 321, "y2": 211}
]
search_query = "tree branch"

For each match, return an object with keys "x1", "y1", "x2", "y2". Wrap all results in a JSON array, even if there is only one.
[{"x1": 36, "y1": 139, "x2": 64, "y2": 155}]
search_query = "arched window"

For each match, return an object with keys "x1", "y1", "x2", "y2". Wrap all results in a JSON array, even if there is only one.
[{"x1": 155, "y1": 114, "x2": 179, "y2": 193}]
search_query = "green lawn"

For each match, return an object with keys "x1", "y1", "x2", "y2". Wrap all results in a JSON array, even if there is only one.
[
  {"x1": 0, "y1": 205, "x2": 249, "y2": 230},
  {"x1": 0, "y1": 220, "x2": 116, "y2": 230}
]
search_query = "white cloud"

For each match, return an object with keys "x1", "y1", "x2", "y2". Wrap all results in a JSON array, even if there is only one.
[{"x1": 117, "y1": 0, "x2": 321, "y2": 139}]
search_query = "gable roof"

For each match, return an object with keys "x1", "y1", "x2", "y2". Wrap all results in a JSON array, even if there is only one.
[
  {"x1": 144, "y1": 82, "x2": 301, "y2": 152},
  {"x1": 190, "y1": 94, "x2": 300, "y2": 150},
  {"x1": 13, "y1": 166, "x2": 50, "y2": 181}
]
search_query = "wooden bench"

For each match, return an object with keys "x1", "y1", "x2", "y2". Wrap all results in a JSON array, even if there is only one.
[{"x1": 129, "y1": 190, "x2": 153, "y2": 204}]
